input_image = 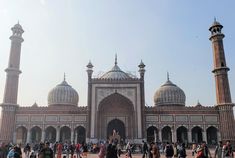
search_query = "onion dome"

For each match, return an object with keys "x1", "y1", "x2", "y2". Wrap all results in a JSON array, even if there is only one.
[
  {"x1": 154, "y1": 74, "x2": 186, "y2": 106},
  {"x1": 48, "y1": 76, "x2": 79, "y2": 106},
  {"x1": 100, "y1": 55, "x2": 132, "y2": 79}
]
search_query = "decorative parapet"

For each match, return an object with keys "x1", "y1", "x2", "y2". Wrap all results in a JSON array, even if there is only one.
[{"x1": 17, "y1": 105, "x2": 88, "y2": 114}]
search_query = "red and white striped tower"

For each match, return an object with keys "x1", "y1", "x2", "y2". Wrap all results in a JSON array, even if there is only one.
[
  {"x1": 0, "y1": 22, "x2": 24, "y2": 143},
  {"x1": 209, "y1": 19, "x2": 235, "y2": 143}
]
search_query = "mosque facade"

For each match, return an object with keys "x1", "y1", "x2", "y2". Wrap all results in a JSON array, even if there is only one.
[{"x1": 0, "y1": 21, "x2": 235, "y2": 145}]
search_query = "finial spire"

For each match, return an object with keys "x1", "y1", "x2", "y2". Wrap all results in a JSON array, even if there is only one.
[
  {"x1": 64, "y1": 73, "x2": 66, "y2": 81},
  {"x1": 17, "y1": 20, "x2": 19, "y2": 24},
  {"x1": 214, "y1": 17, "x2": 217, "y2": 22},
  {"x1": 115, "y1": 54, "x2": 117, "y2": 65},
  {"x1": 167, "y1": 72, "x2": 170, "y2": 81}
]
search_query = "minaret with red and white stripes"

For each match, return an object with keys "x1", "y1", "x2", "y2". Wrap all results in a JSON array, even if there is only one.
[{"x1": 0, "y1": 22, "x2": 24, "y2": 143}]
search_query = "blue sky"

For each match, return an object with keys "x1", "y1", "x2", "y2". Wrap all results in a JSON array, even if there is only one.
[{"x1": 0, "y1": 0, "x2": 235, "y2": 108}]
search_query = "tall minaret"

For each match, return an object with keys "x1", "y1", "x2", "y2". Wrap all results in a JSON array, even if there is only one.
[
  {"x1": 86, "y1": 60, "x2": 93, "y2": 139},
  {"x1": 209, "y1": 19, "x2": 235, "y2": 142},
  {"x1": 138, "y1": 60, "x2": 146, "y2": 138},
  {"x1": 0, "y1": 23, "x2": 24, "y2": 143}
]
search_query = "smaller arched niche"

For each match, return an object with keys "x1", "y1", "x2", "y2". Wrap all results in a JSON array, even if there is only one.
[
  {"x1": 74, "y1": 126, "x2": 86, "y2": 144},
  {"x1": 176, "y1": 126, "x2": 188, "y2": 143},
  {"x1": 192, "y1": 126, "x2": 203, "y2": 143},
  {"x1": 162, "y1": 126, "x2": 172, "y2": 143},
  {"x1": 16, "y1": 126, "x2": 27, "y2": 144},
  {"x1": 147, "y1": 126, "x2": 158, "y2": 143},
  {"x1": 45, "y1": 126, "x2": 56, "y2": 143},
  {"x1": 31, "y1": 126, "x2": 42, "y2": 143},
  {"x1": 206, "y1": 126, "x2": 218, "y2": 145}
]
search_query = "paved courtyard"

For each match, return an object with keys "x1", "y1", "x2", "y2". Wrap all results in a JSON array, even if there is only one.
[{"x1": 60, "y1": 149, "x2": 216, "y2": 158}]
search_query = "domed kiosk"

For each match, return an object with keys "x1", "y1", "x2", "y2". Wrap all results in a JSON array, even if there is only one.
[
  {"x1": 154, "y1": 76, "x2": 185, "y2": 106},
  {"x1": 48, "y1": 78, "x2": 79, "y2": 106}
]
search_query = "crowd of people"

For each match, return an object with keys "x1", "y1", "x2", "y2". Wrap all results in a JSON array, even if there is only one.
[{"x1": 0, "y1": 139, "x2": 234, "y2": 158}]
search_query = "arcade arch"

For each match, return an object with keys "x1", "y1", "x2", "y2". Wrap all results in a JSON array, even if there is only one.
[
  {"x1": 60, "y1": 126, "x2": 71, "y2": 142},
  {"x1": 206, "y1": 126, "x2": 217, "y2": 145},
  {"x1": 147, "y1": 126, "x2": 158, "y2": 143},
  {"x1": 16, "y1": 126, "x2": 27, "y2": 144},
  {"x1": 31, "y1": 126, "x2": 42, "y2": 143},
  {"x1": 45, "y1": 126, "x2": 56, "y2": 143},
  {"x1": 177, "y1": 126, "x2": 188, "y2": 143},
  {"x1": 192, "y1": 126, "x2": 203, "y2": 143},
  {"x1": 74, "y1": 126, "x2": 86, "y2": 144},
  {"x1": 162, "y1": 126, "x2": 172, "y2": 143}
]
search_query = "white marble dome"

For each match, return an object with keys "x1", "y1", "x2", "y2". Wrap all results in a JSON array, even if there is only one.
[
  {"x1": 154, "y1": 79, "x2": 186, "y2": 106},
  {"x1": 100, "y1": 64, "x2": 131, "y2": 79},
  {"x1": 48, "y1": 80, "x2": 79, "y2": 106}
]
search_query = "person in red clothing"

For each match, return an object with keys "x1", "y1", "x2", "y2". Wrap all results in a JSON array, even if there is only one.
[
  {"x1": 75, "y1": 143, "x2": 82, "y2": 158},
  {"x1": 57, "y1": 142, "x2": 63, "y2": 158}
]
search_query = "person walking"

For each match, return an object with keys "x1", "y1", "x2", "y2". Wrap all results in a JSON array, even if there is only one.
[
  {"x1": 126, "y1": 142, "x2": 132, "y2": 158},
  {"x1": 196, "y1": 141, "x2": 212, "y2": 158},
  {"x1": 40, "y1": 142, "x2": 53, "y2": 158},
  {"x1": 148, "y1": 142, "x2": 154, "y2": 158},
  {"x1": 24, "y1": 143, "x2": 31, "y2": 158},
  {"x1": 178, "y1": 143, "x2": 186, "y2": 158},
  {"x1": 98, "y1": 142, "x2": 106, "y2": 158},
  {"x1": 142, "y1": 140, "x2": 148, "y2": 158},
  {"x1": 151, "y1": 144, "x2": 160, "y2": 158},
  {"x1": 214, "y1": 141, "x2": 223, "y2": 158},
  {"x1": 106, "y1": 141, "x2": 112, "y2": 158},
  {"x1": 57, "y1": 142, "x2": 63, "y2": 158},
  {"x1": 164, "y1": 142, "x2": 174, "y2": 158},
  {"x1": 222, "y1": 140, "x2": 233, "y2": 158}
]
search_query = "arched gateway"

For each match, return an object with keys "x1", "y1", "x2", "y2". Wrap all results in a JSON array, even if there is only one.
[
  {"x1": 107, "y1": 119, "x2": 125, "y2": 141},
  {"x1": 97, "y1": 93, "x2": 134, "y2": 141}
]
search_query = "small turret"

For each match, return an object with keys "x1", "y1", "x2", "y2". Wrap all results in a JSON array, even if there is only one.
[
  {"x1": 86, "y1": 60, "x2": 93, "y2": 80},
  {"x1": 138, "y1": 60, "x2": 145, "y2": 79}
]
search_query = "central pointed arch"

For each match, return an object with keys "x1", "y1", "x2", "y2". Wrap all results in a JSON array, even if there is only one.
[{"x1": 97, "y1": 93, "x2": 134, "y2": 140}]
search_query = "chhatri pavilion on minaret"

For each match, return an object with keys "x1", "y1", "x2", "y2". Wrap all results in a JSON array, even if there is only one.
[{"x1": 0, "y1": 20, "x2": 234, "y2": 145}]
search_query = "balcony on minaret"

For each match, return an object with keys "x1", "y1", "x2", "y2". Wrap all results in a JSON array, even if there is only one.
[
  {"x1": 209, "y1": 19, "x2": 224, "y2": 40},
  {"x1": 10, "y1": 22, "x2": 24, "y2": 42}
]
